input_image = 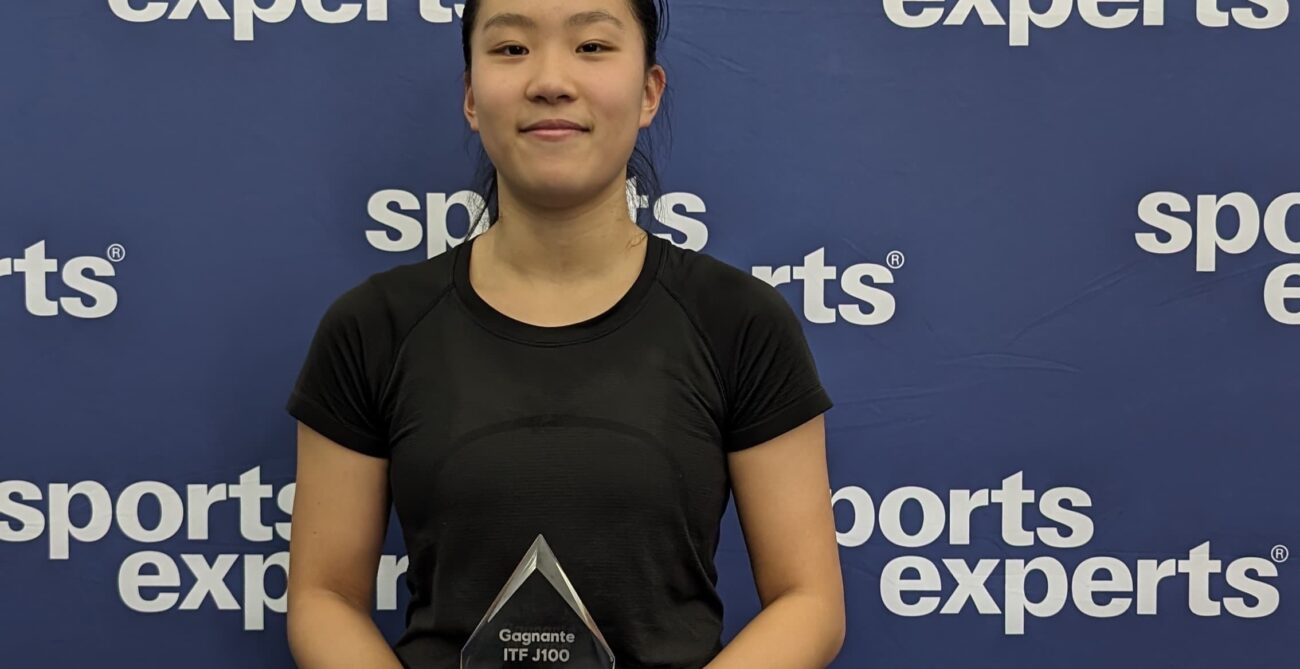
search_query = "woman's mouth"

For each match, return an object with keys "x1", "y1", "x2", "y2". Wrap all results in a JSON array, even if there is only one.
[{"x1": 522, "y1": 128, "x2": 588, "y2": 141}]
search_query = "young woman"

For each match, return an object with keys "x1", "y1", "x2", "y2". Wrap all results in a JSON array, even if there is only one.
[{"x1": 284, "y1": 2, "x2": 845, "y2": 668}]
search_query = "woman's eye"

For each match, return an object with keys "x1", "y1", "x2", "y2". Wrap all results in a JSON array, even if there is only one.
[{"x1": 492, "y1": 43, "x2": 608, "y2": 56}]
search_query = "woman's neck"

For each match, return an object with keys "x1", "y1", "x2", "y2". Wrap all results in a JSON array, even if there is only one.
[{"x1": 481, "y1": 174, "x2": 648, "y2": 286}]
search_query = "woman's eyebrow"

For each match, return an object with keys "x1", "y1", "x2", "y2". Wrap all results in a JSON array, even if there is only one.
[{"x1": 481, "y1": 10, "x2": 626, "y2": 34}]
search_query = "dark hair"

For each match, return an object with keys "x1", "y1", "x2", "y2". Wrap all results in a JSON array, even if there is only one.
[{"x1": 458, "y1": 0, "x2": 673, "y2": 237}]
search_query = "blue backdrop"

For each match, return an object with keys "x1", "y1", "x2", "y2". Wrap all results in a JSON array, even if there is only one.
[{"x1": 1, "y1": 1, "x2": 1297, "y2": 667}]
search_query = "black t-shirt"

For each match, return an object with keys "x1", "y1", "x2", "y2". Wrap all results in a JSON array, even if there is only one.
[{"x1": 285, "y1": 230, "x2": 833, "y2": 669}]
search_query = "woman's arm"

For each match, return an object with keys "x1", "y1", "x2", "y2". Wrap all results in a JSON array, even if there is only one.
[
  {"x1": 707, "y1": 414, "x2": 846, "y2": 669},
  {"x1": 286, "y1": 421, "x2": 404, "y2": 669}
]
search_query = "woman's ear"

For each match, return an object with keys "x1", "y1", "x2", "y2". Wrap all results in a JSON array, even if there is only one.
[
  {"x1": 464, "y1": 74, "x2": 478, "y2": 132},
  {"x1": 640, "y1": 65, "x2": 666, "y2": 129}
]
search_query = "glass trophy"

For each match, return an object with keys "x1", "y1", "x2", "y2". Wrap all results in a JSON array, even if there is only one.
[{"x1": 461, "y1": 534, "x2": 616, "y2": 668}]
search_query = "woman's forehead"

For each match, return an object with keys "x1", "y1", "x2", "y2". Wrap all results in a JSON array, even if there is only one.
[{"x1": 478, "y1": 1, "x2": 634, "y2": 33}]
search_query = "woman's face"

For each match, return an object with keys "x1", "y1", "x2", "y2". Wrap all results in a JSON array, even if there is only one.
[{"x1": 464, "y1": 0, "x2": 664, "y2": 210}]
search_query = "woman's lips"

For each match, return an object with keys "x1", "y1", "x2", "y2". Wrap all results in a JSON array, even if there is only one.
[{"x1": 522, "y1": 128, "x2": 587, "y2": 141}]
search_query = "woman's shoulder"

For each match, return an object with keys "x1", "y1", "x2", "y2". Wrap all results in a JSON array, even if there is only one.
[
  {"x1": 657, "y1": 236, "x2": 794, "y2": 324},
  {"x1": 312, "y1": 249, "x2": 457, "y2": 343}
]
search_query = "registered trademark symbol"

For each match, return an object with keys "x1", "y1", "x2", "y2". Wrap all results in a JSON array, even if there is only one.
[
  {"x1": 1271, "y1": 545, "x2": 1289, "y2": 563},
  {"x1": 106, "y1": 243, "x2": 126, "y2": 262},
  {"x1": 886, "y1": 250, "x2": 905, "y2": 270}
]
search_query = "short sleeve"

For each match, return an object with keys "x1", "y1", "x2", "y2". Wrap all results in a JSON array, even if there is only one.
[
  {"x1": 285, "y1": 277, "x2": 395, "y2": 459},
  {"x1": 722, "y1": 280, "x2": 834, "y2": 452}
]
